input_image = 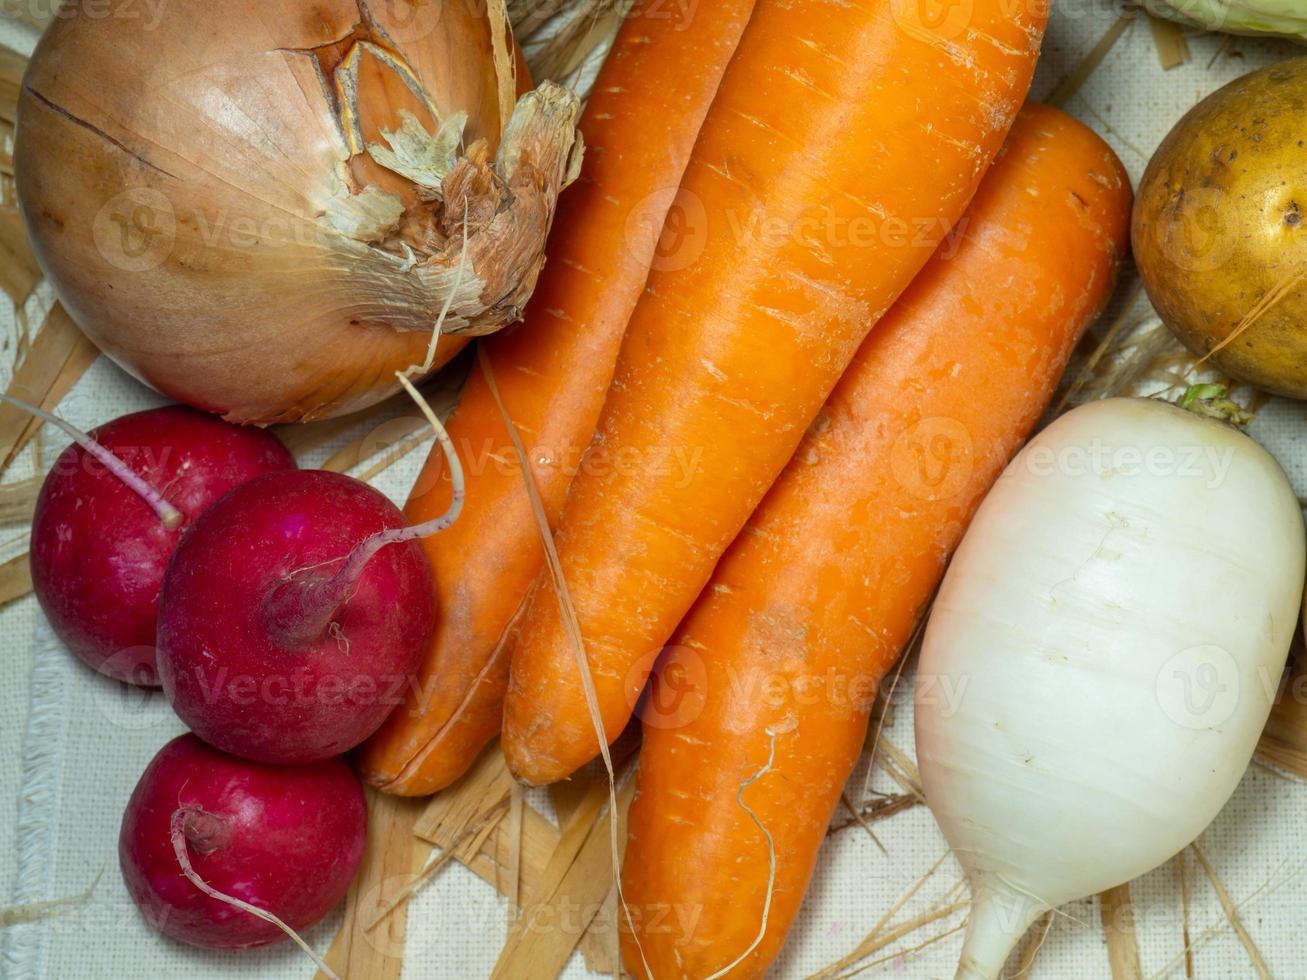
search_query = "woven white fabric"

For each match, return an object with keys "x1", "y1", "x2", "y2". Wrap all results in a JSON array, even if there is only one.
[{"x1": 5, "y1": 6, "x2": 1307, "y2": 979}]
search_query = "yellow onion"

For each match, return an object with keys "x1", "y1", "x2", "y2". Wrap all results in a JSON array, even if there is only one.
[{"x1": 16, "y1": 0, "x2": 582, "y2": 423}]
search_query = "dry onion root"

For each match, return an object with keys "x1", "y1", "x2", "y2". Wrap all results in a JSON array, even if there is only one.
[{"x1": 16, "y1": 0, "x2": 583, "y2": 424}]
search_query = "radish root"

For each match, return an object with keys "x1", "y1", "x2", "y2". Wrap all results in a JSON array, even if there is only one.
[
  {"x1": 0, "y1": 395, "x2": 183, "y2": 529},
  {"x1": 264, "y1": 373, "x2": 465, "y2": 645},
  {"x1": 169, "y1": 808, "x2": 339, "y2": 980}
]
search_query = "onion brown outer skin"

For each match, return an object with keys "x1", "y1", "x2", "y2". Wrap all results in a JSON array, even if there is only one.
[
  {"x1": 915, "y1": 397, "x2": 1306, "y2": 979},
  {"x1": 16, "y1": 0, "x2": 579, "y2": 424}
]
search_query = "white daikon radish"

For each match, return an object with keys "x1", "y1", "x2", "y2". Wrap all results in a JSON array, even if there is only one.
[{"x1": 915, "y1": 396, "x2": 1306, "y2": 979}]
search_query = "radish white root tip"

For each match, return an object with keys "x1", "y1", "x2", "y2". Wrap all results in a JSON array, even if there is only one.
[
  {"x1": 267, "y1": 373, "x2": 466, "y2": 645},
  {"x1": 169, "y1": 808, "x2": 339, "y2": 980},
  {"x1": 0, "y1": 395, "x2": 184, "y2": 528}
]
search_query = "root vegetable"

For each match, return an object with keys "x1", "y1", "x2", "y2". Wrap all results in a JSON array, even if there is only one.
[
  {"x1": 502, "y1": 0, "x2": 1048, "y2": 786},
  {"x1": 1134, "y1": 57, "x2": 1307, "y2": 399},
  {"x1": 119, "y1": 733, "x2": 365, "y2": 951},
  {"x1": 620, "y1": 102, "x2": 1132, "y2": 980},
  {"x1": 29, "y1": 404, "x2": 294, "y2": 685},
  {"x1": 16, "y1": 0, "x2": 582, "y2": 423},
  {"x1": 916, "y1": 396, "x2": 1306, "y2": 979},
  {"x1": 357, "y1": 0, "x2": 757, "y2": 797},
  {"x1": 157, "y1": 468, "x2": 443, "y2": 763}
]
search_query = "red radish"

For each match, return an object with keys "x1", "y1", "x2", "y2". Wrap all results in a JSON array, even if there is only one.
[
  {"x1": 28, "y1": 403, "x2": 295, "y2": 686},
  {"x1": 119, "y1": 733, "x2": 365, "y2": 956},
  {"x1": 158, "y1": 379, "x2": 462, "y2": 762}
]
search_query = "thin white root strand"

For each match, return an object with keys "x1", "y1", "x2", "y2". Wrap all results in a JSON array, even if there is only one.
[
  {"x1": 704, "y1": 728, "x2": 780, "y2": 980},
  {"x1": 0, "y1": 395, "x2": 183, "y2": 529},
  {"x1": 0, "y1": 870, "x2": 102, "y2": 925},
  {"x1": 322, "y1": 372, "x2": 467, "y2": 593},
  {"x1": 475, "y1": 345, "x2": 654, "y2": 979},
  {"x1": 169, "y1": 810, "x2": 339, "y2": 980},
  {"x1": 394, "y1": 373, "x2": 466, "y2": 536}
]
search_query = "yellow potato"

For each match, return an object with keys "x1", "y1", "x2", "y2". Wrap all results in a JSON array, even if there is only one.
[{"x1": 1134, "y1": 57, "x2": 1307, "y2": 398}]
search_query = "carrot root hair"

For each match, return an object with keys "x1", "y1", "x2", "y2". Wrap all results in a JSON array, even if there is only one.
[{"x1": 702, "y1": 726, "x2": 781, "y2": 980}]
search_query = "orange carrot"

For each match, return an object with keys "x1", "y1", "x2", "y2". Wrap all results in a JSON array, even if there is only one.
[
  {"x1": 357, "y1": 0, "x2": 756, "y2": 796},
  {"x1": 501, "y1": 0, "x2": 1049, "y2": 786},
  {"x1": 618, "y1": 102, "x2": 1133, "y2": 979}
]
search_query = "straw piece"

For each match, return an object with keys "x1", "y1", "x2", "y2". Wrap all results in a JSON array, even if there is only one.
[
  {"x1": 549, "y1": 759, "x2": 605, "y2": 827},
  {"x1": 412, "y1": 758, "x2": 614, "y2": 970},
  {"x1": 1101, "y1": 883, "x2": 1143, "y2": 979},
  {"x1": 828, "y1": 793, "x2": 919, "y2": 835},
  {"x1": 0, "y1": 305, "x2": 99, "y2": 473},
  {"x1": 509, "y1": 0, "x2": 571, "y2": 39},
  {"x1": 1012, "y1": 912, "x2": 1054, "y2": 979},
  {"x1": 810, "y1": 901, "x2": 968, "y2": 980},
  {"x1": 1256, "y1": 658, "x2": 1307, "y2": 779},
  {"x1": 1198, "y1": 270, "x2": 1304, "y2": 367},
  {"x1": 0, "y1": 871, "x2": 99, "y2": 925},
  {"x1": 834, "y1": 917, "x2": 969, "y2": 980},
  {"x1": 406, "y1": 741, "x2": 630, "y2": 976},
  {"x1": 1147, "y1": 15, "x2": 1190, "y2": 69},
  {"x1": 321, "y1": 416, "x2": 429, "y2": 474},
  {"x1": 2, "y1": 0, "x2": 58, "y2": 30},
  {"x1": 365, "y1": 801, "x2": 507, "y2": 931},
  {"x1": 529, "y1": 4, "x2": 623, "y2": 84},
  {"x1": 1054, "y1": 280, "x2": 1145, "y2": 414},
  {"x1": 809, "y1": 851, "x2": 952, "y2": 979},
  {"x1": 0, "y1": 208, "x2": 40, "y2": 305},
  {"x1": 1046, "y1": 13, "x2": 1134, "y2": 109},
  {"x1": 491, "y1": 774, "x2": 637, "y2": 980},
  {"x1": 275, "y1": 410, "x2": 381, "y2": 460},
  {"x1": 1190, "y1": 842, "x2": 1271, "y2": 980},
  {"x1": 317, "y1": 792, "x2": 431, "y2": 980},
  {"x1": 871, "y1": 735, "x2": 924, "y2": 801},
  {"x1": 1178, "y1": 851, "x2": 1194, "y2": 978},
  {"x1": 0, "y1": 474, "x2": 38, "y2": 524},
  {"x1": 484, "y1": 795, "x2": 563, "y2": 895},
  {"x1": 0, "y1": 550, "x2": 30, "y2": 606},
  {"x1": 0, "y1": 47, "x2": 23, "y2": 125},
  {"x1": 506, "y1": 781, "x2": 524, "y2": 928}
]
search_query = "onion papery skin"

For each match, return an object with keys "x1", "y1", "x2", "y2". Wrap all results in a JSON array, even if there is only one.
[
  {"x1": 16, "y1": 0, "x2": 582, "y2": 424},
  {"x1": 915, "y1": 397, "x2": 1306, "y2": 979}
]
